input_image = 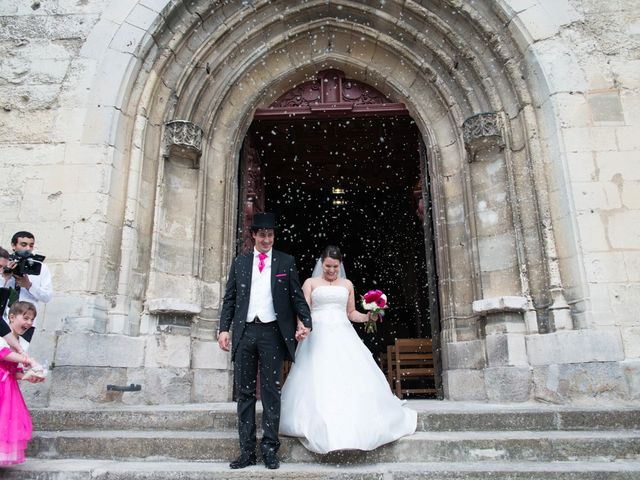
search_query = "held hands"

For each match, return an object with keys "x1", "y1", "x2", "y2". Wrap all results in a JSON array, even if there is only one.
[
  {"x1": 217, "y1": 331, "x2": 231, "y2": 352},
  {"x1": 20, "y1": 353, "x2": 34, "y2": 368},
  {"x1": 295, "y1": 320, "x2": 310, "y2": 342}
]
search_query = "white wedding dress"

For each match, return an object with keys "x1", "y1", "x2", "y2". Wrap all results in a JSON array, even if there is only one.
[{"x1": 280, "y1": 285, "x2": 417, "y2": 454}]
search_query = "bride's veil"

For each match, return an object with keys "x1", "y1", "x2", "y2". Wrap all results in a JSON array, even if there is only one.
[{"x1": 311, "y1": 257, "x2": 347, "y2": 279}]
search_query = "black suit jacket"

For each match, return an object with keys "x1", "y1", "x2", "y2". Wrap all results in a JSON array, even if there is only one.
[{"x1": 219, "y1": 249, "x2": 312, "y2": 361}]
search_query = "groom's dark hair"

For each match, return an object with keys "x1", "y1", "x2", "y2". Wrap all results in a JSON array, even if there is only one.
[{"x1": 321, "y1": 245, "x2": 343, "y2": 262}]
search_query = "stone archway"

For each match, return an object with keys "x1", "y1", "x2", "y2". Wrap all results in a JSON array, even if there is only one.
[{"x1": 101, "y1": 0, "x2": 581, "y2": 403}]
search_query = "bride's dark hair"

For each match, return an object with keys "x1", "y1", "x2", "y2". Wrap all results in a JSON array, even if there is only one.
[{"x1": 321, "y1": 245, "x2": 343, "y2": 262}]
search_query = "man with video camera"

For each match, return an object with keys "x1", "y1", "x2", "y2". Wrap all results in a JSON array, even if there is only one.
[
  {"x1": 0, "y1": 247, "x2": 30, "y2": 358},
  {"x1": 2, "y1": 231, "x2": 53, "y2": 344}
]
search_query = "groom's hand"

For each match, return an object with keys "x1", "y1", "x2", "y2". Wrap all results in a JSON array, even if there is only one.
[
  {"x1": 295, "y1": 323, "x2": 310, "y2": 342},
  {"x1": 217, "y1": 331, "x2": 230, "y2": 351}
]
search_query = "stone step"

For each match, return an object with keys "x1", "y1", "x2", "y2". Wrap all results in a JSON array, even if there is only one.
[
  {"x1": 31, "y1": 401, "x2": 640, "y2": 432},
  {"x1": 27, "y1": 429, "x2": 640, "y2": 463},
  {"x1": 3, "y1": 459, "x2": 640, "y2": 480}
]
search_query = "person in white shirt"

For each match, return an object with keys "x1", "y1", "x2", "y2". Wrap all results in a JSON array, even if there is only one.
[
  {"x1": 218, "y1": 212, "x2": 312, "y2": 470},
  {"x1": 0, "y1": 247, "x2": 30, "y2": 359},
  {"x1": 3, "y1": 231, "x2": 53, "y2": 343}
]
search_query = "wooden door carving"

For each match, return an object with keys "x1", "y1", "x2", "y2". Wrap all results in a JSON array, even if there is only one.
[{"x1": 238, "y1": 135, "x2": 265, "y2": 254}]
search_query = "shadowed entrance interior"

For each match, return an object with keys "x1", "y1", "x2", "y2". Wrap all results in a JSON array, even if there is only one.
[{"x1": 242, "y1": 114, "x2": 434, "y2": 356}]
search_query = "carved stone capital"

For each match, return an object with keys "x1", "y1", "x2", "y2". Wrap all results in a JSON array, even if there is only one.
[
  {"x1": 463, "y1": 113, "x2": 504, "y2": 160},
  {"x1": 164, "y1": 120, "x2": 204, "y2": 168}
]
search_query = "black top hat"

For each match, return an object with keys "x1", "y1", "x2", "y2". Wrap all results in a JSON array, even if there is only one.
[{"x1": 251, "y1": 212, "x2": 277, "y2": 230}]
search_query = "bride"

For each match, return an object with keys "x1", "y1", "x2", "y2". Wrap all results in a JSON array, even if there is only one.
[{"x1": 280, "y1": 245, "x2": 417, "y2": 454}]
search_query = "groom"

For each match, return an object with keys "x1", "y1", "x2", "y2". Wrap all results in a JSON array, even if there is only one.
[{"x1": 217, "y1": 212, "x2": 312, "y2": 469}]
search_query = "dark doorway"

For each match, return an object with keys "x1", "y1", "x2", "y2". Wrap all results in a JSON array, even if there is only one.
[{"x1": 242, "y1": 115, "x2": 435, "y2": 356}]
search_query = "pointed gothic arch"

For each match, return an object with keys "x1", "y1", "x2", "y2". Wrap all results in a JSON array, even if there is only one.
[{"x1": 101, "y1": 0, "x2": 583, "y2": 402}]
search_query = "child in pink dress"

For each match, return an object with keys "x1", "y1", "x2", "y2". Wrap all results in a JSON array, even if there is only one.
[{"x1": 0, "y1": 301, "x2": 44, "y2": 466}]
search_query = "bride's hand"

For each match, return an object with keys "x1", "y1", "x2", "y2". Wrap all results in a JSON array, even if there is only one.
[{"x1": 295, "y1": 321, "x2": 310, "y2": 341}]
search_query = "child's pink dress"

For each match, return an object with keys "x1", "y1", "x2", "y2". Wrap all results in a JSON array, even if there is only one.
[{"x1": 0, "y1": 347, "x2": 32, "y2": 465}]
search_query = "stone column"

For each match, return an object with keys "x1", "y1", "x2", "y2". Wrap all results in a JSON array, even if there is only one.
[
  {"x1": 137, "y1": 120, "x2": 205, "y2": 395},
  {"x1": 144, "y1": 120, "x2": 205, "y2": 327},
  {"x1": 463, "y1": 113, "x2": 532, "y2": 401}
]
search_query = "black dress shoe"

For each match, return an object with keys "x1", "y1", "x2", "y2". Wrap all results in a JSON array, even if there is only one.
[
  {"x1": 229, "y1": 452, "x2": 256, "y2": 469},
  {"x1": 263, "y1": 451, "x2": 280, "y2": 470}
]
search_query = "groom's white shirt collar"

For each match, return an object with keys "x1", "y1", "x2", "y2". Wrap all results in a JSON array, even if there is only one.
[{"x1": 253, "y1": 248, "x2": 272, "y2": 258}]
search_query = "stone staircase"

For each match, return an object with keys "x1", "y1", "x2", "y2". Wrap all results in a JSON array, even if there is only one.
[{"x1": 3, "y1": 400, "x2": 640, "y2": 479}]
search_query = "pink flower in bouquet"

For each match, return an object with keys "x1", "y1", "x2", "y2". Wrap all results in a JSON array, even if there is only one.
[{"x1": 361, "y1": 289, "x2": 388, "y2": 333}]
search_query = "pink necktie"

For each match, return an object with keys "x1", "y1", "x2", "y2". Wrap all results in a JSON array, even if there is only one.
[{"x1": 258, "y1": 252, "x2": 267, "y2": 273}]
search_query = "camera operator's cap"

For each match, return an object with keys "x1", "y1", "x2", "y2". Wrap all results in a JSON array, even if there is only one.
[{"x1": 251, "y1": 212, "x2": 277, "y2": 230}]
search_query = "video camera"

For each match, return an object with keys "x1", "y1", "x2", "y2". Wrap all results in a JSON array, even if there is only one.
[{"x1": 3, "y1": 251, "x2": 45, "y2": 277}]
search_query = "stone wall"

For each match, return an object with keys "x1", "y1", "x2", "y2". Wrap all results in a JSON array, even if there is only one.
[{"x1": 0, "y1": 0, "x2": 638, "y2": 406}]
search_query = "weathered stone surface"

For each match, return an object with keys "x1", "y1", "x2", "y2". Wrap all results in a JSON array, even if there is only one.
[
  {"x1": 486, "y1": 333, "x2": 528, "y2": 367},
  {"x1": 55, "y1": 332, "x2": 145, "y2": 367},
  {"x1": 621, "y1": 359, "x2": 640, "y2": 400},
  {"x1": 526, "y1": 329, "x2": 625, "y2": 365},
  {"x1": 48, "y1": 366, "x2": 128, "y2": 407},
  {"x1": 144, "y1": 332, "x2": 191, "y2": 369},
  {"x1": 533, "y1": 362, "x2": 631, "y2": 404},
  {"x1": 191, "y1": 369, "x2": 232, "y2": 402},
  {"x1": 191, "y1": 339, "x2": 229, "y2": 370},
  {"x1": 441, "y1": 340, "x2": 486, "y2": 370},
  {"x1": 139, "y1": 368, "x2": 192, "y2": 404},
  {"x1": 484, "y1": 366, "x2": 532, "y2": 403},
  {"x1": 442, "y1": 369, "x2": 488, "y2": 402},
  {"x1": 1, "y1": 0, "x2": 639, "y2": 408}
]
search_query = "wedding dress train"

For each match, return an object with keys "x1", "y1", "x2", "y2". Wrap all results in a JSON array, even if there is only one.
[{"x1": 280, "y1": 286, "x2": 417, "y2": 453}]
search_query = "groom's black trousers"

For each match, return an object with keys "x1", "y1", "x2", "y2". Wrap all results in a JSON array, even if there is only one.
[{"x1": 234, "y1": 321, "x2": 287, "y2": 456}]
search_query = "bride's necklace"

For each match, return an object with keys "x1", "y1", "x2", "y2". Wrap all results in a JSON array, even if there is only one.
[{"x1": 323, "y1": 275, "x2": 335, "y2": 285}]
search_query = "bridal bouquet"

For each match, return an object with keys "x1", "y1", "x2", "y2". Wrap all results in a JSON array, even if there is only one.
[{"x1": 361, "y1": 289, "x2": 388, "y2": 333}]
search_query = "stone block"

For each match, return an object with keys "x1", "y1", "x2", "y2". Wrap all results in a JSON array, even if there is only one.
[
  {"x1": 621, "y1": 360, "x2": 640, "y2": 400},
  {"x1": 533, "y1": 362, "x2": 630, "y2": 404},
  {"x1": 146, "y1": 298, "x2": 201, "y2": 315},
  {"x1": 515, "y1": 2, "x2": 563, "y2": 41},
  {"x1": 473, "y1": 296, "x2": 528, "y2": 314},
  {"x1": 565, "y1": 151, "x2": 597, "y2": 182},
  {"x1": 583, "y1": 251, "x2": 628, "y2": 282},
  {"x1": 144, "y1": 332, "x2": 191, "y2": 368},
  {"x1": 48, "y1": 366, "x2": 128, "y2": 407},
  {"x1": 553, "y1": 93, "x2": 591, "y2": 129},
  {"x1": 526, "y1": 329, "x2": 625, "y2": 366},
  {"x1": 485, "y1": 311, "x2": 527, "y2": 335},
  {"x1": 124, "y1": 3, "x2": 159, "y2": 32},
  {"x1": 621, "y1": 251, "x2": 640, "y2": 285},
  {"x1": 441, "y1": 340, "x2": 486, "y2": 370},
  {"x1": 55, "y1": 332, "x2": 145, "y2": 367},
  {"x1": 616, "y1": 125, "x2": 640, "y2": 150},
  {"x1": 528, "y1": 40, "x2": 587, "y2": 95},
  {"x1": 477, "y1": 234, "x2": 518, "y2": 272},
  {"x1": 596, "y1": 150, "x2": 640, "y2": 181},
  {"x1": 486, "y1": 333, "x2": 528, "y2": 367},
  {"x1": 484, "y1": 366, "x2": 532, "y2": 402},
  {"x1": 192, "y1": 369, "x2": 233, "y2": 402},
  {"x1": 588, "y1": 91, "x2": 625, "y2": 123},
  {"x1": 141, "y1": 367, "x2": 192, "y2": 404},
  {"x1": 575, "y1": 211, "x2": 609, "y2": 251},
  {"x1": 607, "y1": 210, "x2": 640, "y2": 249},
  {"x1": 121, "y1": 368, "x2": 145, "y2": 405},
  {"x1": 609, "y1": 284, "x2": 640, "y2": 323},
  {"x1": 192, "y1": 339, "x2": 230, "y2": 370},
  {"x1": 442, "y1": 369, "x2": 487, "y2": 401},
  {"x1": 562, "y1": 125, "x2": 618, "y2": 153},
  {"x1": 621, "y1": 182, "x2": 640, "y2": 209}
]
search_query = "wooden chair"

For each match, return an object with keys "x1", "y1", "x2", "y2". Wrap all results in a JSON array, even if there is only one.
[
  {"x1": 386, "y1": 344, "x2": 395, "y2": 390},
  {"x1": 392, "y1": 338, "x2": 436, "y2": 398}
]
